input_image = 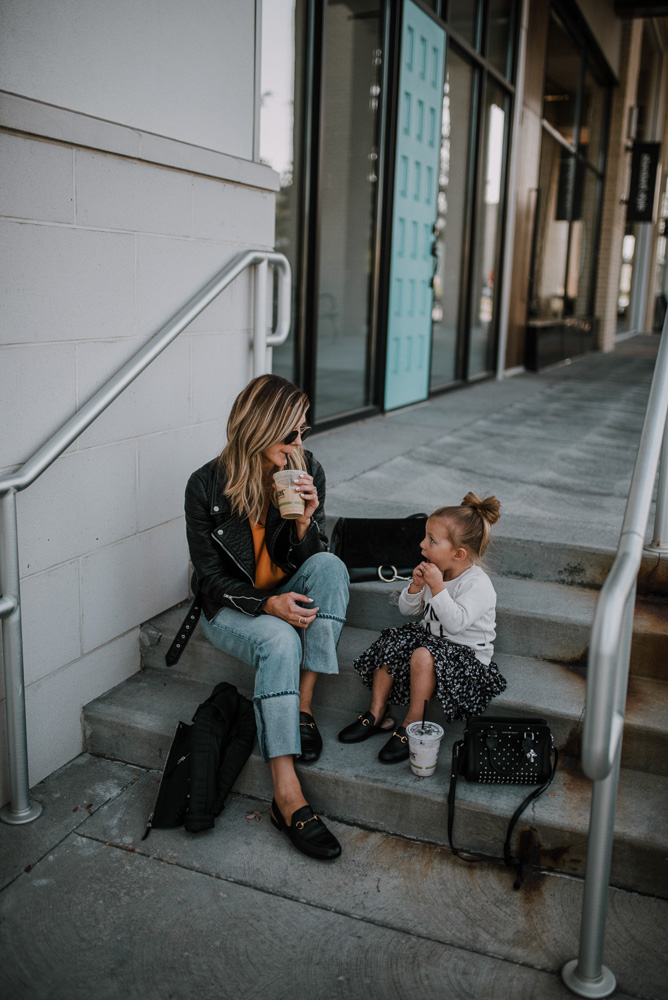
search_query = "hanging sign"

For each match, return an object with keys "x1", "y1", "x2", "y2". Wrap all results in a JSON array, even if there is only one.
[{"x1": 627, "y1": 142, "x2": 661, "y2": 223}]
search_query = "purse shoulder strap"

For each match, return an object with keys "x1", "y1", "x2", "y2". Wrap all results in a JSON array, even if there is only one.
[
  {"x1": 503, "y1": 747, "x2": 559, "y2": 888},
  {"x1": 447, "y1": 739, "x2": 559, "y2": 889},
  {"x1": 447, "y1": 739, "x2": 465, "y2": 855}
]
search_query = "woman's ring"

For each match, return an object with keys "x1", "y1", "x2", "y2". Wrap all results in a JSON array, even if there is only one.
[{"x1": 299, "y1": 616, "x2": 304, "y2": 624}]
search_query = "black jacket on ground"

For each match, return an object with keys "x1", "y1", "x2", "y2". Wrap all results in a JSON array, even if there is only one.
[
  {"x1": 143, "y1": 681, "x2": 257, "y2": 837},
  {"x1": 184, "y1": 450, "x2": 329, "y2": 621}
]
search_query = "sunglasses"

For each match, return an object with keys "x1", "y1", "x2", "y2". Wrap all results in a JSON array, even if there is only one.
[{"x1": 283, "y1": 424, "x2": 311, "y2": 446}]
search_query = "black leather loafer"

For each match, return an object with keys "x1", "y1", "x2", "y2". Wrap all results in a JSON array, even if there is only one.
[
  {"x1": 297, "y1": 711, "x2": 323, "y2": 762},
  {"x1": 338, "y1": 709, "x2": 390, "y2": 744},
  {"x1": 270, "y1": 799, "x2": 341, "y2": 861},
  {"x1": 378, "y1": 726, "x2": 409, "y2": 764}
]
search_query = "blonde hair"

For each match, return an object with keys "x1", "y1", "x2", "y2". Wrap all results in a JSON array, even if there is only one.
[
  {"x1": 430, "y1": 492, "x2": 501, "y2": 562},
  {"x1": 219, "y1": 374, "x2": 309, "y2": 523}
]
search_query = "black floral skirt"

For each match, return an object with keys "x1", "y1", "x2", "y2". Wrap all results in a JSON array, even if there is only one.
[{"x1": 353, "y1": 622, "x2": 507, "y2": 723}]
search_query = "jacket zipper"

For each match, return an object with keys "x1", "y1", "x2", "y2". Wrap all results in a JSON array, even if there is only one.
[{"x1": 212, "y1": 530, "x2": 255, "y2": 584}]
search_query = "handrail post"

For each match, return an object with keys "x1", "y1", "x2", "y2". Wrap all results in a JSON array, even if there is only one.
[
  {"x1": 253, "y1": 258, "x2": 269, "y2": 379},
  {"x1": 0, "y1": 490, "x2": 42, "y2": 824},
  {"x1": 645, "y1": 420, "x2": 668, "y2": 551},
  {"x1": 562, "y1": 584, "x2": 635, "y2": 997},
  {"x1": 561, "y1": 742, "x2": 621, "y2": 998}
]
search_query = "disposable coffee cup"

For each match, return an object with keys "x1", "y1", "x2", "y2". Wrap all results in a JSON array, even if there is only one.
[
  {"x1": 273, "y1": 470, "x2": 306, "y2": 519},
  {"x1": 406, "y1": 721, "x2": 445, "y2": 777}
]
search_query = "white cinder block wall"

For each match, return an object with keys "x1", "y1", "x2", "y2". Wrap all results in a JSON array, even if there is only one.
[{"x1": 0, "y1": 0, "x2": 278, "y2": 803}]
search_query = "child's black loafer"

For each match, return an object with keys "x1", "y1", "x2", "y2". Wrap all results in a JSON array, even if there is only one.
[
  {"x1": 378, "y1": 726, "x2": 409, "y2": 763},
  {"x1": 338, "y1": 710, "x2": 389, "y2": 743}
]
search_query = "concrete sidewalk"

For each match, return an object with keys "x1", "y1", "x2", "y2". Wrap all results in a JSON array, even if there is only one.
[
  {"x1": 310, "y1": 335, "x2": 659, "y2": 555},
  {"x1": 1, "y1": 336, "x2": 667, "y2": 1000}
]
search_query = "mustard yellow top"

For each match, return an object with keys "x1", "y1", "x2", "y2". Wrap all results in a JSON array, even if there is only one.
[{"x1": 250, "y1": 521, "x2": 288, "y2": 591}]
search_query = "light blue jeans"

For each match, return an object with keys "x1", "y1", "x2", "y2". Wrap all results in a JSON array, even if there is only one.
[{"x1": 201, "y1": 552, "x2": 349, "y2": 761}]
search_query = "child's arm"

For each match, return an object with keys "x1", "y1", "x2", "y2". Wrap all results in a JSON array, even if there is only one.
[
  {"x1": 427, "y1": 574, "x2": 496, "y2": 634},
  {"x1": 398, "y1": 565, "x2": 426, "y2": 616}
]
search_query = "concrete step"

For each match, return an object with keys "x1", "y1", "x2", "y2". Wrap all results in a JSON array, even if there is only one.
[
  {"x1": 82, "y1": 668, "x2": 668, "y2": 898},
  {"x1": 141, "y1": 607, "x2": 668, "y2": 778},
  {"x1": 147, "y1": 573, "x2": 668, "y2": 683},
  {"x1": 338, "y1": 577, "x2": 667, "y2": 679}
]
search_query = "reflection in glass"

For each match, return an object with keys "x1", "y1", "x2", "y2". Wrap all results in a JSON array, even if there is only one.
[
  {"x1": 580, "y1": 66, "x2": 607, "y2": 167},
  {"x1": 314, "y1": 1, "x2": 382, "y2": 420},
  {"x1": 485, "y1": 0, "x2": 512, "y2": 77},
  {"x1": 530, "y1": 132, "x2": 570, "y2": 319},
  {"x1": 259, "y1": 0, "x2": 306, "y2": 382},
  {"x1": 543, "y1": 13, "x2": 579, "y2": 145},
  {"x1": 617, "y1": 230, "x2": 636, "y2": 332},
  {"x1": 468, "y1": 85, "x2": 506, "y2": 377},
  {"x1": 567, "y1": 164, "x2": 599, "y2": 318},
  {"x1": 430, "y1": 52, "x2": 474, "y2": 389}
]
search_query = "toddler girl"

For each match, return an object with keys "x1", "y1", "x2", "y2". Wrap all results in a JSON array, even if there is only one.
[{"x1": 337, "y1": 493, "x2": 507, "y2": 763}]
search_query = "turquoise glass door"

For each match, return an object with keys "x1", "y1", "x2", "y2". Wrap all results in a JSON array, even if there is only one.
[{"x1": 385, "y1": 1, "x2": 446, "y2": 410}]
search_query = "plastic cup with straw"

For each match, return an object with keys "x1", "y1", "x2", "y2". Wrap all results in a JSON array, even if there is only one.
[{"x1": 406, "y1": 700, "x2": 444, "y2": 777}]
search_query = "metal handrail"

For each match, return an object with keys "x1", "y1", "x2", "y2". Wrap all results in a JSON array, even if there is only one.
[
  {"x1": 562, "y1": 311, "x2": 668, "y2": 998},
  {"x1": 0, "y1": 249, "x2": 291, "y2": 825}
]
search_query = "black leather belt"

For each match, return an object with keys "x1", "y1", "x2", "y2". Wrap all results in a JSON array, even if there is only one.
[{"x1": 165, "y1": 594, "x2": 202, "y2": 666}]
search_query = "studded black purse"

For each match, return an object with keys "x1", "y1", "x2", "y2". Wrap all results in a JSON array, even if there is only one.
[{"x1": 447, "y1": 716, "x2": 559, "y2": 888}]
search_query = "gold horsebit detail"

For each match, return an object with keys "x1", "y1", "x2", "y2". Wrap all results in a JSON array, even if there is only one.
[
  {"x1": 295, "y1": 813, "x2": 319, "y2": 831},
  {"x1": 300, "y1": 720, "x2": 316, "y2": 729},
  {"x1": 393, "y1": 731, "x2": 408, "y2": 743}
]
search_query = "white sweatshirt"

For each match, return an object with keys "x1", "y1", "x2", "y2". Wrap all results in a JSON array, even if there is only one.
[{"x1": 398, "y1": 564, "x2": 497, "y2": 665}]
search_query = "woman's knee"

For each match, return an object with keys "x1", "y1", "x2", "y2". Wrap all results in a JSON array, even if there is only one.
[{"x1": 302, "y1": 551, "x2": 349, "y2": 587}]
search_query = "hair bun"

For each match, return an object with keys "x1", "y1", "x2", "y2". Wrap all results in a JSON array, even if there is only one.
[{"x1": 461, "y1": 491, "x2": 501, "y2": 526}]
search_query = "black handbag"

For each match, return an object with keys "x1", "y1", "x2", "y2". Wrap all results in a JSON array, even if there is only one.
[
  {"x1": 330, "y1": 513, "x2": 427, "y2": 582},
  {"x1": 447, "y1": 716, "x2": 559, "y2": 888}
]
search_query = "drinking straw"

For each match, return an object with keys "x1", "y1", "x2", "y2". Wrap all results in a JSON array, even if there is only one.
[{"x1": 421, "y1": 699, "x2": 428, "y2": 734}]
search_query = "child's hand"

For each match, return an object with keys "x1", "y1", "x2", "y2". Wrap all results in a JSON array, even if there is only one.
[
  {"x1": 420, "y1": 561, "x2": 444, "y2": 592},
  {"x1": 408, "y1": 564, "x2": 426, "y2": 593}
]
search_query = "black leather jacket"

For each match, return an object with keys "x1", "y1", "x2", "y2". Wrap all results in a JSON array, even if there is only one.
[{"x1": 184, "y1": 450, "x2": 329, "y2": 621}]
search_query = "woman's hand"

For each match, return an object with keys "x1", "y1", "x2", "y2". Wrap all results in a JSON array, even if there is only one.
[
  {"x1": 264, "y1": 592, "x2": 319, "y2": 628},
  {"x1": 293, "y1": 473, "x2": 319, "y2": 540}
]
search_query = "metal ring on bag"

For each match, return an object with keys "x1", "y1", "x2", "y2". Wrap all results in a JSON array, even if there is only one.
[{"x1": 377, "y1": 565, "x2": 412, "y2": 582}]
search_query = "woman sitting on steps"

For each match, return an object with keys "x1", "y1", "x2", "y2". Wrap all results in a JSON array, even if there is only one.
[{"x1": 184, "y1": 374, "x2": 349, "y2": 861}]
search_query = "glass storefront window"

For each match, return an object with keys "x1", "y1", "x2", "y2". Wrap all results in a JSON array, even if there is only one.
[
  {"x1": 431, "y1": 50, "x2": 474, "y2": 388},
  {"x1": 259, "y1": 0, "x2": 306, "y2": 382},
  {"x1": 313, "y1": 1, "x2": 383, "y2": 420},
  {"x1": 468, "y1": 83, "x2": 507, "y2": 376},
  {"x1": 485, "y1": 0, "x2": 513, "y2": 77},
  {"x1": 446, "y1": 0, "x2": 479, "y2": 48},
  {"x1": 543, "y1": 14, "x2": 580, "y2": 145}
]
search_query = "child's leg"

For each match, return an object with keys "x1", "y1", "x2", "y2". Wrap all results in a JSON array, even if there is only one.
[
  {"x1": 337, "y1": 662, "x2": 394, "y2": 743},
  {"x1": 369, "y1": 664, "x2": 394, "y2": 723},
  {"x1": 402, "y1": 647, "x2": 436, "y2": 726}
]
